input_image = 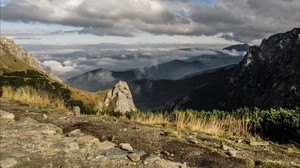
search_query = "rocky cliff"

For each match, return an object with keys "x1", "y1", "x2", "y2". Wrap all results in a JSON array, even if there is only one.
[
  {"x1": 232, "y1": 28, "x2": 300, "y2": 109},
  {"x1": 0, "y1": 37, "x2": 62, "y2": 83}
]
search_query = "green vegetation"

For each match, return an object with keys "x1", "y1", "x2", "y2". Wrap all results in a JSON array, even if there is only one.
[{"x1": 101, "y1": 108, "x2": 300, "y2": 143}]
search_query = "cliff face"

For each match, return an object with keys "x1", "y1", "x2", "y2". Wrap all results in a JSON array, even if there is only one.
[{"x1": 232, "y1": 28, "x2": 300, "y2": 108}]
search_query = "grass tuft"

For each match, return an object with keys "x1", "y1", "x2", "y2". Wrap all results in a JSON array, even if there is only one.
[{"x1": 1, "y1": 86, "x2": 69, "y2": 111}]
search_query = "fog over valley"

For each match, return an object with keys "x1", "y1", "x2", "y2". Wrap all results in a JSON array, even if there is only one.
[{"x1": 24, "y1": 44, "x2": 245, "y2": 81}]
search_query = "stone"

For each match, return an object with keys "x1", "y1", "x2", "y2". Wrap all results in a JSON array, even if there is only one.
[
  {"x1": 72, "y1": 106, "x2": 81, "y2": 116},
  {"x1": 127, "y1": 153, "x2": 140, "y2": 161},
  {"x1": 99, "y1": 147, "x2": 129, "y2": 159},
  {"x1": 119, "y1": 143, "x2": 133, "y2": 151},
  {"x1": 75, "y1": 135, "x2": 100, "y2": 148},
  {"x1": 250, "y1": 141, "x2": 270, "y2": 146},
  {"x1": 98, "y1": 141, "x2": 116, "y2": 150},
  {"x1": 96, "y1": 81, "x2": 136, "y2": 113},
  {"x1": 67, "y1": 129, "x2": 84, "y2": 137},
  {"x1": 145, "y1": 155, "x2": 161, "y2": 162},
  {"x1": 155, "y1": 159, "x2": 187, "y2": 168},
  {"x1": 221, "y1": 143, "x2": 233, "y2": 151},
  {"x1": 108, "y1": 135, "x2": 115, "y2": 142},
  {"x1": 65, "y1": 142, "x2": 79, "y2": 152},
  {"x1": 0, "y1": 110, "x2": 15, "y2": 120},
  {"x1": 188, "y1": 139, "x2": 198, "y2": 144},
  {"x1": 0, "y1": 158, "x2": 18, "y2": 168},
  {"x1": 43, "y1": 114, "x2": 48, "y2": 119},
  {"x1": 228, "y1": 149, "x2": 237, "y2": 157}
]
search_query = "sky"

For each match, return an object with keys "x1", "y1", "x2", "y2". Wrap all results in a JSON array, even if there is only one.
[{"x1": 1, "y1": 0, "x2": 299, "y2": 45}]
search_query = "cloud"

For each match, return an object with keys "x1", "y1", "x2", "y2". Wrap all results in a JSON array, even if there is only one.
[
  {"x1": 42, "y1": 60, "x2": 76, "y2": 75},
  {"x1": 1, "y1": 0, "x2": 299, "y2": 42}
]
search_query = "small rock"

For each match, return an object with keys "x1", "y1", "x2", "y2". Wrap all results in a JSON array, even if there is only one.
[
  {"x1": 222, "y1": 143, "x2": 233, "y2": 151},
  {"x1": 72, "y1": 106, "x2": 80, "y2": 116},
  {"x1": 131, "y1": 126, "x2": 140, "y2": 129},
  {"x1": 143, "y1": 160, "x2": 149, "y2": 165},
  {"x1": 127, "y1": 153, "x2": 140, "y2": 161},
  {"x1": 145, "y1": 155, "x2": 161, "y2": 162},
  {"x1": 119, "y1": 143, "x2": 133, "y2": 151},
  {"x1": 67, "y1": 129, "x2": 84, "y2": 137},
  {"x1": 108, "y1": 135, "x2": 116, "y2": 142},
  {"x1": 0, "y1": 110, "x2": 15, "y2": 120},
  {"x1": 75, "y1": 135, "x2": 100, "y2": 148},
  {"x1": 98, "y1": 141, "x2": 116, "y2": 150},
  {"x1": 190, "y1": 132, "x2": 198, "y2": 136},
  {"x1": 188, "y1": 139, "x2": 198, "y2": 144},
  {"x1": 250, "y1": 141, "x2": 270, "y2": 146},
  {"x1": 161, "y1": 151, "x2": 170, "y2": 156},
  {"x1": 155, "y1": 159, "x2": 187, "y2": 168},
  {"x1": 228, "y1": 149, "x2": 237, "y2": 157},
  {"x1": 236, "y1": 139, "x2": 243, "y2": 143},
  {"x1": 65, "y1": 142, "x2": 79, "y2": 152},
  {"x1": 0, "y1": 158, "x2": 18, "y2": 168},
  {"x1": 42, "y1": 114, "x2": 48, "y2": 119}
]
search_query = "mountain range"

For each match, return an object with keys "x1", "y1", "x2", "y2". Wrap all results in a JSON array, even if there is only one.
[
  {"x1": 65, "y1": 28, "x2": 300, "y2": 111},
  {"x1": 66, "y1": 50, "x2": 244, "y2": 91},
  {"x1": 132, "y1": 28, "x2": 300, "y2": 111}
]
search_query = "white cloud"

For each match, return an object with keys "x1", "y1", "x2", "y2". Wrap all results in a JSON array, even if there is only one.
[{"x1": 42, "y1": 60, "x2": 75, "y2": 75}]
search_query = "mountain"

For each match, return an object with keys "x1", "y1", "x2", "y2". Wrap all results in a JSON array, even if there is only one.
[
  {"x1": 223, "y1": 43, "x2": 250, "y2": 52},
  {"x1": 66, "y1": 59, "x2": 206, "y2": 91},
  {"x1": 66, "y1": 68, "x2": 143, "y2": 92},
  {"x1": 132, "y1": 28, "x2": 300, "y2": 111},
  {"x1": 0, "y1": 37, "x2": 136, "y2": 113},
  {"x1": 144, "y1": 59, "x2": 205, "y2": 80}
]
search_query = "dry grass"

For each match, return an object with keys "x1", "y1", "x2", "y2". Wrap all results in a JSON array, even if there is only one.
[
  {"x1": 173, "y1": 111, "x2": 250, "y2": 136},
  {"x1": 130, "y1": 112, "x2": 170, "y2": 125},
  {"x1": 130, "y1": 110, "x2": 251, "y2": 137},
  {"x1": 1, "y1": 86, "x2": 69, "y2": 111}
]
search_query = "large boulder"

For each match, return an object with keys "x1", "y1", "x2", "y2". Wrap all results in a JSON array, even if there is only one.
[{"x1": 96, "y1": 81, "x2": 136, "y2": 113}]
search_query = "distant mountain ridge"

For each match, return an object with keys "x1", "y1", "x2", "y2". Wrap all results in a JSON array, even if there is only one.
[
  {"x1": 66, "y1": 59, "x2": 206, "y2": 91},
  {"x1": 223, "y1": 43, "x2": 250, "y2": 52},
  {"x1": 66, "y1": 50, "x2": 244, "y2": 92}
]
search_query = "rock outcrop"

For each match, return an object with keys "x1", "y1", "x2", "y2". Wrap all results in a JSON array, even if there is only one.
[
  {"x1": 0, "y1": 36, "x2": 62, "y2": 83},
  {"x1": 96, "y1": 81, "x2": 137, "y2": 113}
]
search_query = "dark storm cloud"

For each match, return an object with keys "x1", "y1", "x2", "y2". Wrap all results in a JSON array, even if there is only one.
[{"x1": 1, "y1": 0, "x2": 299, "y2": 42}]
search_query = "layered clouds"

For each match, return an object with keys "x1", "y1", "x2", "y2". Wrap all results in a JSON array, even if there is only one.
[{"x1": 1, "y1": 0, "x2": 299, "y2": 42}]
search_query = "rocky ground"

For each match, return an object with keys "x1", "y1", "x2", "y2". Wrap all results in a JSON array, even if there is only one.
[{"x1": 0, "y1": 99, "x2": 299, "y2": 168}]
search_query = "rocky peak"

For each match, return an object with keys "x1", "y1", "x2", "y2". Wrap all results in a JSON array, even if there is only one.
[
  {"x1": 234, "y1": 28, "x2": 300, "y2": 108},
  {"x1": 0, "y1": 37, "x2": 45, "y2": 73},
  {"x1": 241, "y1": 28, "x2": 300, "y2": 67},
  {"x1": 0, "y1": 36, "x2": 62, "y2": 82},
  {"x1": 96, "y1": 81, "x2": 136, "y2": 113}
]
